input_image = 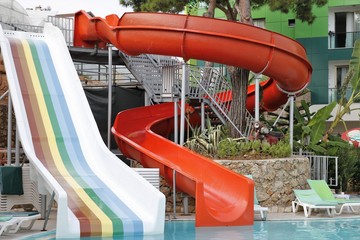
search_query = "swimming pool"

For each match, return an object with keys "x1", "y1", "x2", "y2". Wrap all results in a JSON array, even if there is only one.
[{"x1": 23, "y1": 218, "x2": 360, "y2": 239}]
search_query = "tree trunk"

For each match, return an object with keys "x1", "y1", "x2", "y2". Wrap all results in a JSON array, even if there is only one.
[
  {"x1": 236, "y1": 0, "x2": 253, "y2": 24},
  {"x1": 202, "y1": 1, "x2": 215, "y2": 89},
  {"x1": 203, "y1": 0, "x2": 216, "y2": 70},
  {"x1": 227, "y1": 0, "x2": 252, "y2": 138},
  {"x1": 203, "y1": 0, "x2": 216, "y2": 18},
  {"x1": 228, "y1": 66, "x2": 249, "y2": 137}
]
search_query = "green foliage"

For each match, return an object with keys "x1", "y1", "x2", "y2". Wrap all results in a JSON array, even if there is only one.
[
  {"x1": 217, "y1": 138, "x2": 239, "y2": 158},
  {"x1": 216, "y1": 138, "x2": 291, "y2": 159},
  {"x1": 325, "y1": 142, "x2": 360, "y2": 192},
  {"x1": 184, "y1": 122, "x2": 229, "y2": 157},
  {"x1": 326, "y1": 39, "x2": 360, "y2": 135},
  {"x1": 308, "y1": 101, "x2": 336, "y2": 146},
  {"x1": 120, "y1": 0, "x2": 190, "y2": 13},
  {"x1": 350, "y1": 40, "x2": 360, "y2": 93},
  {"x1": 251, "y1": 0, "x2": 327, "y2": 24},
  {"x1": 185, "y1": 121, "x2": 291, "y2": 159},
  {"x1": 120, "y1": 0, "x2": 328, "y2": 24}
]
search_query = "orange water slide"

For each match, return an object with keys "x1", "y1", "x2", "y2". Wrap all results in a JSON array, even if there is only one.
[
  {"x1": 73, "y1": 10, "x2": 312, "y2": 227},
  {"x1": 74, "y1": 10, "x2": 312, "y2": 112},
  {"x1": 112, "y1": 102, "x2": 254, "y2": 226}
]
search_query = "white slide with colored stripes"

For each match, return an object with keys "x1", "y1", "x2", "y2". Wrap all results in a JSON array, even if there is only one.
[{"x1": 0, "y1": 23, "x2": 165, "y2": 238}]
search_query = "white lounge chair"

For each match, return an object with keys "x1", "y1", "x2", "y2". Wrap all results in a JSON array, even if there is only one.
[
  {"x1": 292, "y1": 189, "x2": 337, "y2": 217},
  {"x1": 0, "y1": 215, "x2": 18, "y2": 236},
  {"x1": 307, "y1": 179, "x2": 360, "y2": 215},
  {"x1": 0, "y1": 211, "x2": 41, "y2": 235},
  {"x1": 245, "y1": 175, "x2": 269, "y2": 220}
]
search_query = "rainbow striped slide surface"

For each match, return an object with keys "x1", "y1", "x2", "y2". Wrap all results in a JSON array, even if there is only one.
[{"x1": 0, "y1": 24, "x2": 165, "y2": 238}]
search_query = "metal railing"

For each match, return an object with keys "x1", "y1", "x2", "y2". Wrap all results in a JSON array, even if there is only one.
[
  {"x1": 328, "y1": 31, "x2": 360, "y2": 49},
  {"x1": 185, "y1": 65, "x2": 254, "y2": 137},
  {"x1": 47, "y1": 16, "x2": 74, "y2": 46},
  {"x1": 74, "y1": 62, "x2": 137, "y2": 86},
  {"x1": 328, "y1": 87, "x2": 353, "y2": 103},
  {"x1": 294, "y1": 151, "x2": 338, "y2": 186},
  {"x1": 121, "y1": 53, "x2": 254, "y2": 137},
  {"x1": 1, "y1": 16, "x2": 73, "y2": 47},
  {"x1": 309, "y1": 155, "x2": 338, "y2": 186},
  {"x1": 0, "y1": 20, "x2": 43, "y2": 32},
  {"x1": 120, "y1": 53, "x2": 182, "y2": 102}
]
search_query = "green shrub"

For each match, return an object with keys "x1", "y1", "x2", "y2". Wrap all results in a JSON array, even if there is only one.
[
  {"x1": 217, "y1": 138, "x2": 239, "y2": 158},
  {"x1": 184, "y1": 123, "x2": 292, "y2": 159}
]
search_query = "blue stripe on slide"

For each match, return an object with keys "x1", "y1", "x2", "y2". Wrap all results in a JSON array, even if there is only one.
[{"x1": 31, "y1": 39, "x2": 143, "y2": 234}]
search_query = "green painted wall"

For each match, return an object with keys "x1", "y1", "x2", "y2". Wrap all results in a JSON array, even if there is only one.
[
  {"x1": 251, "y1": 1, "x2": 357, "y2": 104},
  {"x1": 191, "y1": 1, "x2": 358, "y2": 104}
]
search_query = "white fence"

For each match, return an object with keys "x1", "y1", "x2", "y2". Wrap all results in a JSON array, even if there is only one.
[{"x1": 295, "y1": 152, "x2": 338, "y2": 187}]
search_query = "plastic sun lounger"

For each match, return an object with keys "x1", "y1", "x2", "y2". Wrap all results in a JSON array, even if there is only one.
[
  {"x1": 0, "y1": 215, "x2": 18, "y2": 236},
  {"x1": 292, "y1": 189, "x2": 337, "y2": 217},
  {"x1": 307, "y1": 179, "x2": 360, "y2": 215},
  {"x1": 0, "y1": 211, "x2": 41, "y2": 235},
  {"x1": 254, "y1": 204, "x2": 268, "y2": 221},
  {"x1": 245, "y1": 175, "x2": 269, "y2": 220}
]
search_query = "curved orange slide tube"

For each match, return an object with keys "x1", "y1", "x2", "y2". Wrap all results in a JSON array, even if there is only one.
[
  {"x1": 74, "y1": 10, "x2": 312, "y2": 226},
  {"x1": 74, "y1": 11, "x2": 312, "y2": 111}
]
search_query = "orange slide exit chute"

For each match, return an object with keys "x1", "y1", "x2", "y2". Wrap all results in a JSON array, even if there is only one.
[
  {"x1": 73, "y1": 10, "x2": 312, "y2": 227},
  {"x1": 111, "y1": 102, "x2": 254, "y2": 226}
]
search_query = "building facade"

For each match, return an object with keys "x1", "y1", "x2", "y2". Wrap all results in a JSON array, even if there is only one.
[{"x1": 251, "y1": 0, "x2": 360, "y2": 105}]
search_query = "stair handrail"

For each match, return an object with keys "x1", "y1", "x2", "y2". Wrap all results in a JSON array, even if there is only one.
[
  {"x1": 120, "y1": 53, "x2": 254, "y2": 137},
  {"x1": 186, "y1": 65, "x2": 246, "y2": 137}
]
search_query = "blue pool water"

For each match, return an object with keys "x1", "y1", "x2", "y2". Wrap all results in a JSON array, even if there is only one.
[{"x1": 23, "y1": 218, "x2": 360, "y2": 240}]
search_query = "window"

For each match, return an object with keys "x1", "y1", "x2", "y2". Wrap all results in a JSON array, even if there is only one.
[
  {"x1": 329, "y1": 7, "x2": 360, "y2": 48},
  {"x1": 336, "y1": 65, "x2": 349, "y2": 88},
  {"x1": 253, "y1": 18, "x2": 265, "y2": 29},
  {"x1": 328, "y1": 61, "x2": 350, "y2": 102},
  {"x1": 288, "y1": 19, "x2": 295, "y2": 27}
]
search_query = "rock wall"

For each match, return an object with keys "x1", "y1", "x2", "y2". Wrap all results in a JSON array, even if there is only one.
[
  {"x1": 158, "y1": 157, "x2": 310, "y2": 214},
  {"x1": 216, "y1": 157, "x2": 310, "y2": 213}
]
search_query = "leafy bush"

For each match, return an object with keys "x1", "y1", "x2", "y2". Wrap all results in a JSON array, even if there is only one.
[
  {"x1": 184, "y1": 122, "x2": 228, "y2": 157},
  {"x1": 184, "y1": 121, "x2": 292, "y2": 159},
  {"x1": 217, "y1": 138, "x2": 239, "y2": 158},
  {"x1": 215, "y1": 137, "x2": 291, "y2": 159}
]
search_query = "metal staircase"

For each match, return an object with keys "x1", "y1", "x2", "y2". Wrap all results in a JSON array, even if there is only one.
[
  {"x1": 120, "y1": 53, "x2": 182, "y2": 102},
  {"x1": 120, "y1": 53, "x2": 254, "y2": 137}
]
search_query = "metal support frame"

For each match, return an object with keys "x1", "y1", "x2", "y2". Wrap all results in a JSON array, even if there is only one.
[
  {"x1": 201, "y1": 100, "x2": 205, "y2": 131},
  {"x1": 289, "y1": 95, "x2": 295, "y2": 154},
  {"x1": 271, "y1": 96, "x2": 295, "y2": 154},
  {"x1": 15, "y1": 126, "x2": 20, "y2": 166},
  {"x1": 7, "y1": 95, "x2": 12, "y2": 165},
  {"x1": 254, "y1": 63, "x2": 269, "y2": 127},
  {"x1": 172, "y1": 169, "x2": 177, "y2": 219},
  {"x1": 271, "y1": 98, "x2": 291, "y2": 129},
  {"x1": 107, "y1": 44, "x2": 113, "y2": 149},
  {"x1": 254, "y1": 75, "x2": 260, "y2": 125},
  {"x1": 42, "y1": 192, "x2": 55, "y2": 231},
  {"x1": 172, "y1": 64, "x2": 188, "y2": 219},
  {"x1": 180, "y1": 64, "x2": 186, "y2": 146},
  {"x1": 174, "y1": 101, "x2": 178, "y2": 144}
]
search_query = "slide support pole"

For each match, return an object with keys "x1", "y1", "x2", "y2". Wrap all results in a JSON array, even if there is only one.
[
  {"x1": 289, "y1": 95, "x2": 294, "y2": 154},
  {"x1": 107, "y1": 44, "x2": 113, "y2": 149}
]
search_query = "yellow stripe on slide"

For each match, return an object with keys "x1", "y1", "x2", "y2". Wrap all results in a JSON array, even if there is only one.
[{"x1": 21, "y1": 39, "x2": 113, "y2": 236}]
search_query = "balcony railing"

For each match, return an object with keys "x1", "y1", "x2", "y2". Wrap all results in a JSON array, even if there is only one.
[
  {"x1": 328, "y1": 87, "x2": 353, "y2": 103},
  {"x1": 329, "y1": 31, "x2": 360, "y2": 49}
]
